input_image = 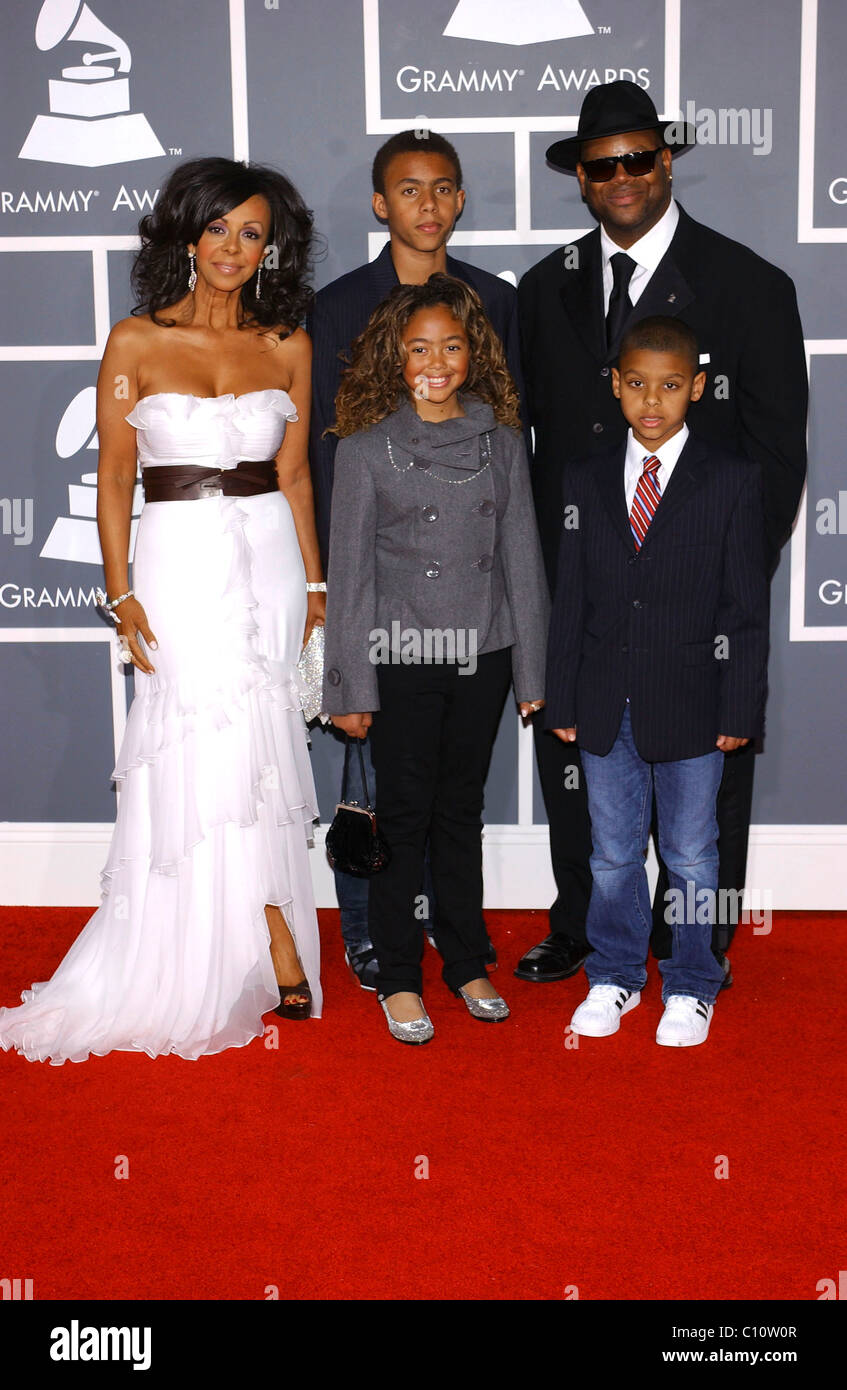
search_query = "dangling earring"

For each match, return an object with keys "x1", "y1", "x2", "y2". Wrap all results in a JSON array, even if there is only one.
[
  {"x1": 256, "y1": 261, "x2": 263, "y2": 300},
  {"x1": 187, "y1": 251, "x2": 197, "y2": 292}
]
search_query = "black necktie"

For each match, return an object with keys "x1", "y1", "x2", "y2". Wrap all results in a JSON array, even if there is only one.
[{"x1": 606, "y1": 251, "x2": 636, "y2": 350}]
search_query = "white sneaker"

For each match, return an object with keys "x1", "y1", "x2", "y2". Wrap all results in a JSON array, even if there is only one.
[
  {"x1": 656, "y1": 995, "x2": 713, "y2": 1047},
  {"x1": 569, "y1": 985, "x2": 640, "y2": 1037}
]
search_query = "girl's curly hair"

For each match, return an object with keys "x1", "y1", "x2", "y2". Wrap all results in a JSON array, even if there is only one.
[
  {"x1": 332, "y1": 274, "x2": 521, "y2": 435},
  {"x1": 131, "y1": 157, "x2": 316, "y2": 333}
]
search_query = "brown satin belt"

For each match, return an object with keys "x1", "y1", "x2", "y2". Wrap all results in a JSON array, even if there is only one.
[{"x1": 141, "y1": 458, "x2": 279, "y2": 502}]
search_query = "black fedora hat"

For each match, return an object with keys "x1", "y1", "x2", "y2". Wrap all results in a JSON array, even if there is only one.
[{"x1": 546, "y1": 80, "x2": 696, "y2": 174}]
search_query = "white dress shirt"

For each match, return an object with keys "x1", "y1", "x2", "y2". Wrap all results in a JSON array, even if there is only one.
[
  {"x1": 624, "y1": 422, "x2": 689, "y2": 513},
  {"x1": 601, "y1": 198, "x2": 679, "y2": 315}
]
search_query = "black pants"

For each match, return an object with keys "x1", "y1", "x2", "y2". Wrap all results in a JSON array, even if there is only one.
[
  {"x1": 533, "y1": 724, "x2": 593, "y2": 946},
  {"x1": 368, "y1": 649, "x2": 512, "y2": 998},
  {"x1": 535, "y1": 723, "x2": 756, "y2": 955}
]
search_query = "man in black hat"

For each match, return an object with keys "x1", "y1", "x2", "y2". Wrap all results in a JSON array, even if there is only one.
[{"x1": 516, "y1": 80, "x2": 807, "y2": 985}]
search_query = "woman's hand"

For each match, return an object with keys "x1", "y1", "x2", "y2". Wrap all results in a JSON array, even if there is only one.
[
  {"x1": 520, "y1": 698, "x2": 545, "y2": 720},
  {"x1": 302, "y1": 589, "x2": 326, "y2": 648},
  {"x1": 552, "y1": 726, "x2": 577, "y2": 743},
  {"x1": 331, "y1": 713, "x2": 372, "y2": 739},
  {"x1": 113, "y1": 596, "x2": 157, "y2": 674}
]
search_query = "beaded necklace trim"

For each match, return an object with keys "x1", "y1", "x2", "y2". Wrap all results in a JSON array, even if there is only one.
[{"x1": 386, "y1": 431, "x2": 492, "y2": 484}]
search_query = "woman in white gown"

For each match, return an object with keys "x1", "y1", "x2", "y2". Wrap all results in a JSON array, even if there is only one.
[{"x1": 0, "y1": 158, "x2": 324, "y2": 1064}]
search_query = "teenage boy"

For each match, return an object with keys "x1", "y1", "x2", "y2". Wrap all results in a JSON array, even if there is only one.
[
  {"x1": 545, "y1": 316, "x2": 769, "y2": 1046},
  {"x1": 309, "y1": 130, "x2": 521, "y2": 989}
]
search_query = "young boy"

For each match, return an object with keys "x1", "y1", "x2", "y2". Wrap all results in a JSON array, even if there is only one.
[
  {"x1": 545, "y1": 316, "x2": 769, "y2": 1046},
  {"x1": 309, "y1": 129, "x2": 520, "y2": 989}
]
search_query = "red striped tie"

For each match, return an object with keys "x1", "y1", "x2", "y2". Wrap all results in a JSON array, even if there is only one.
[{"x1": 630, "y1": 453, "x2": 662, "y2": 550}]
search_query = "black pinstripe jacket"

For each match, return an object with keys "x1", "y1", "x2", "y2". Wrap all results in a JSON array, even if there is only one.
[
  {"x1": 518, "y1": 204, "x2": 807, "y2": 587},
  {"x1": 544, "y1": 432, "x2": 770, "y2": 762}
]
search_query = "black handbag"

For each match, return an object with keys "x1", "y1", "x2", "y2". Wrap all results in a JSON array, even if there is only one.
[{"x1": 325, "y1": 738, "x2": 392, "y2": 876}]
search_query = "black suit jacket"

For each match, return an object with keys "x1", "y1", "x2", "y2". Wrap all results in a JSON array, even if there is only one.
[
  {"x1": 544, "y1": 433, "x2": 770, "y2": 762},
  {"x1": 518, "y1": 203, "x2": 807, "y2": 584},
  {"x1": 308, "y1": 242, "x2": 524, "y2": 570}
]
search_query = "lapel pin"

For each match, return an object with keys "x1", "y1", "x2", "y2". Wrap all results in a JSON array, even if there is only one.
[{"x1": 667, "y1": 292, "x2": 676, "y2": 303}]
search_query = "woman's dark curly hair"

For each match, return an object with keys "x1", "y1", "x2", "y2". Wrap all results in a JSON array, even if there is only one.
[
  {"x1": 332, "y1": 274, "x2": 521, "y2": 435},
  {"x1": 131, "y1": 157, "x2": 315, "y2": 334}
]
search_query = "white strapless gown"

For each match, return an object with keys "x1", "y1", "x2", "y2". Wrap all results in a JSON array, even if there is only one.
[{"x1": 0, "y1": 389, "x2": 321, "y2": 1065}]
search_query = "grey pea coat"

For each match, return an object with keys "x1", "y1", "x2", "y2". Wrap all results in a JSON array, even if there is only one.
[{"x1": 321, "y1": 394, "x2": 550, "y2": 714}]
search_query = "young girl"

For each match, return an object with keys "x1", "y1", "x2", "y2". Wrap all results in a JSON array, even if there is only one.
[{"x1": 322, "y1": 274, "x2": 549, "y2": 1044}]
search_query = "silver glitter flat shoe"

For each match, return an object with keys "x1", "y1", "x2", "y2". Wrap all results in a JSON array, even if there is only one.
[
  {"x1": 380, "y1": 997, "x2": 434, "y2": 1045},
  {"x1": 456, "y1": 987, "x2": 510, "y2": 1022}
]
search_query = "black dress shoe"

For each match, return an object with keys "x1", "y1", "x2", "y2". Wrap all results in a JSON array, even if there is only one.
[{"x1": 513, "y1": 934, "x2": 590, "y2": 982}]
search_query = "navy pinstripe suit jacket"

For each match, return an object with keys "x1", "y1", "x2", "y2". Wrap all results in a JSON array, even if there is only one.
[
  {"x1": 307, "y1": 242, "x2": 524, "y2": 571},
  {"x1": 518, "y1": 204, "x2": 807, "y2": 587},
  {"x1": 544, "y1": 432, "x2": 770, "y2": 762}
]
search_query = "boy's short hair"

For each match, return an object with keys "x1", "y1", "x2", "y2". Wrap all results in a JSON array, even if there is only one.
[
  {"x1": 372, "y1": 130, "x2": 464, "y2": 194},
  {"x1": 619, "y1": 315, "x2": 699, "y2": 371}
]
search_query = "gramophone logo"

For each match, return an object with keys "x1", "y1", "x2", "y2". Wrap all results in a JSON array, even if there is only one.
[
  {"x1": 19, "y1": 0, "x2": 165, "y2": 167},
  {"x1": 443, "y1": 0, "x2": 593, "y2": 44},
  {"x1": 40, "y1": 386, "x2": 141, "y2": 565}
]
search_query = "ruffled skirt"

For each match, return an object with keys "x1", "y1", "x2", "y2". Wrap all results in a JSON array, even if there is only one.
[{"x1": 0, "y1": 488, "x2": 321, "y2": 1064}]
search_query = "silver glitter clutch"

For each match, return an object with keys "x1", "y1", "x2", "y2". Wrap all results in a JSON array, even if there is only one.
[{"x1": 297, "y1": 623, "x2": 326, "y2": 723}]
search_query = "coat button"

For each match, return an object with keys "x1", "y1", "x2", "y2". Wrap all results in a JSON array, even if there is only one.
[
  {"x1": 600, "y1": 367, "x2": 610, "y2": 377},
  {"x1": 627, "y1": 555, "x2": 637, "y2": 565},
  {"x1": 632, "y1": 599, "x2": 642, "y2": 609},
  {"x1": 621, "y1": 644, "x2": 629, "y2": 653},
  {"x1": 478, "y1": 499, "x2": 495, "y2": 516},
  {"x1": 477, "y1": 554, "x2": 494, "y2": 572},
  {"x1": 425, "y1": 562, "x2": 440, "y2": 579},
  {"x1": 422, "y1": 505, "x2": 438, "y2": 522},
  {"x1": 413, "y1": 457, "x2": 430, "y2": 470},
  {"x1": 592, "y1": 422, "x2": 604, "y2": 434},
  {"x1": 327, "y1": 667, "x2": 341, "y2": 686}
]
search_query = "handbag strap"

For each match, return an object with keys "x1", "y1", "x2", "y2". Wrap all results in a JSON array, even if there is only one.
[{"x1": 341, "y1": 736, "x2": 373, "y2": 808}]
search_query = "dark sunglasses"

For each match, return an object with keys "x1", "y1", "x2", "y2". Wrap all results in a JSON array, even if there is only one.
[{"x1": 580, "y1": 147, "x2": 663, "y2": 182}]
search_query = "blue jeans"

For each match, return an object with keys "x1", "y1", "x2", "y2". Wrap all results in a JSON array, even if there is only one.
[
  {"x1": 581, "y1": 706, "x2": 726, "y2": 1004},
  {"x1": 334, "y1": 734, "x2": 375, "y2": 950},
  {"x1": 334, "y1": 734, "x2": 435, "y2": 950}
]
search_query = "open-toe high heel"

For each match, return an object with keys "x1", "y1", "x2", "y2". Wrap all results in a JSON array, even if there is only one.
[{"x1": 275, "y1": 980, "x2": 312, "y2": 1020}]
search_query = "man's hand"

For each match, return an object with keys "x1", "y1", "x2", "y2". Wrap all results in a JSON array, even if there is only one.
[
  {"x1": 331, "y1": 712, "x2": 372, "y2": 739},
  {"x1": 716, "y1": 734, "x2": 749, "y2": 752},
  {"x1": 552, "y1": 727, "x2": 577, "y2": 743}
]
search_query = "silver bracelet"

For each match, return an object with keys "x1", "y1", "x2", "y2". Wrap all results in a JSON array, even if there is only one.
[
  {"x1": 95, "y1": 587, "x2": 134, "y2": 624},
  {"x1": 306, "y1": 582, "x2": 326, "y2": 592}
]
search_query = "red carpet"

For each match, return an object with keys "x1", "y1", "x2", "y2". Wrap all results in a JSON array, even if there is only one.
[{"x1": 0, "y1": 908, "x2": 843, "y2": 1301}]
